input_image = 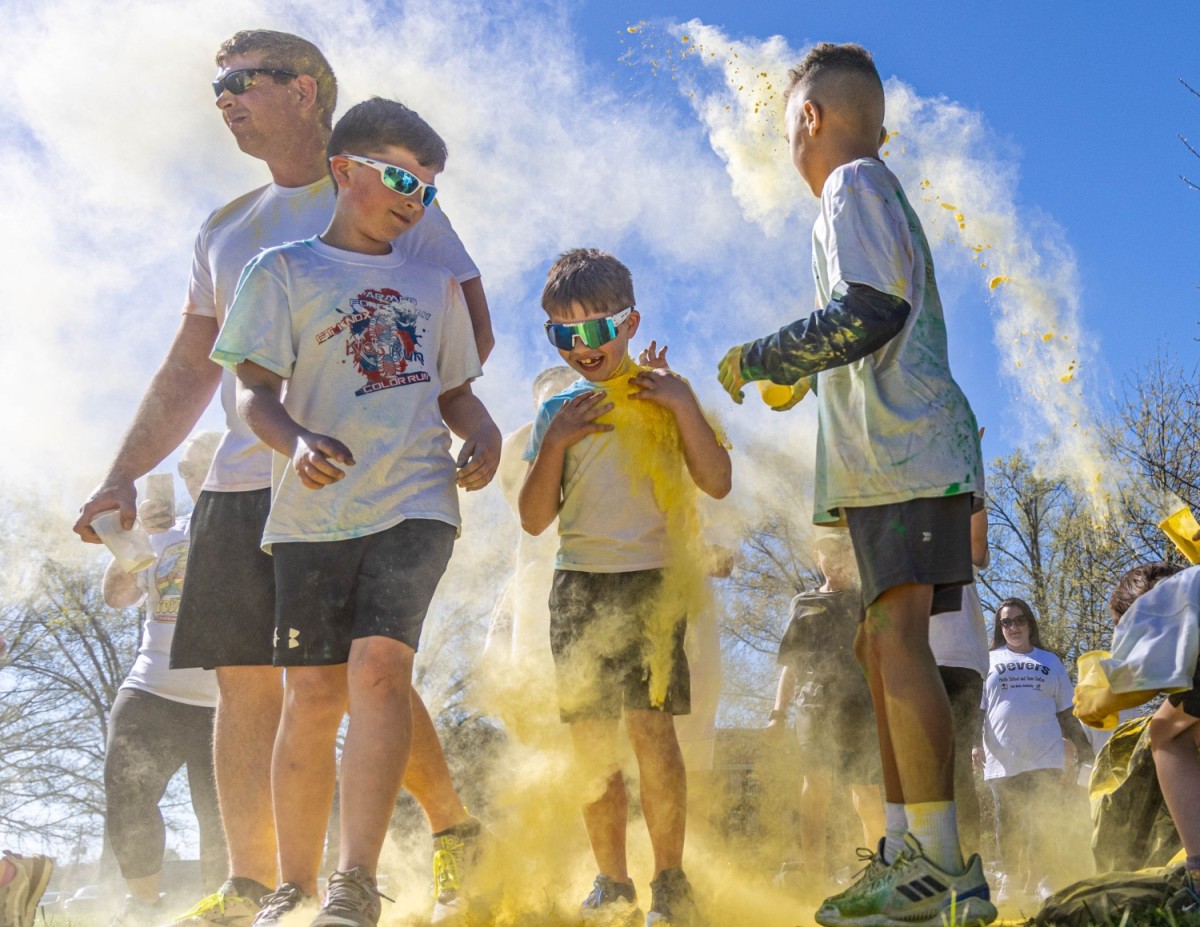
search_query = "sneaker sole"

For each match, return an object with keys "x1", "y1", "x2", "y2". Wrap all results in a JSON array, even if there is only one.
[{"x1": 815, "y1": 895, "x2": 997, "y2": 927}]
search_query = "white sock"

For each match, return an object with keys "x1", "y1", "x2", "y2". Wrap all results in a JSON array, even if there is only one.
[
  {"x1": 906, "y1": 800, "x2": 964, "y2": 873},
  {"x1": 883, "y1": 802, "x2": 908, "y2": 864}
]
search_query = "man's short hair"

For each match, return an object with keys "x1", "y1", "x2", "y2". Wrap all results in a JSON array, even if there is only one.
[
  {"x1": 784, "y1": 42, "x2": 882, "y2": 103},
  {"x1": 541, "y1": 248, "x2": 635, "y2": 318},
  {"x1": 217, "y1": 30, "x2": 337, "y2": 129},
  {"x1": 327, "y1": 98, "x2": 448, "y2": 173},
  {"x1": 1109, "y1": 562, "x2": 1185, "y2": 619}
]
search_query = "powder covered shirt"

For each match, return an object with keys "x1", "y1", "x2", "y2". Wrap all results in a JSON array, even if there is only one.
[
  {"x1": 186, "y1": 177, "x2": 479, "y2": 493},
  {"x1": 982, "y1": 645, "x2": 1074, "y2": 779},
  {"x1": 120, "y1": 516, "x2": 218, "y2": 706},
  {"x1": 1103, "y1": 566, "x2": 1199, "y2": 695},
  {"x1": 772, "y1": 158, "x2": 983, "y2": 523},
  {"x1": 524, "y1": 358, "x2": 691, "y2": 572},
  {"x1": 212, "y1": 236, "x2": 480, "y2": 548}
]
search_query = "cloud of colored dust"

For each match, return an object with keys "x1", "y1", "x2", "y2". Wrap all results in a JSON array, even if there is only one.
[{"x1": 624, "y1": 20, "x2": 1119, "y2": 514}]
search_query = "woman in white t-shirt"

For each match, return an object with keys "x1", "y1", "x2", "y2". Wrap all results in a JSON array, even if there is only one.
[{"x1": 980, "y1": 598, "x2": 1090, "y2": 906}]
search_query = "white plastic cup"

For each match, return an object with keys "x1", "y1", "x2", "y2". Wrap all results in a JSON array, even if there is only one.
[{"x1": 90, "y1": 510, "x2": 156, "y2": 573}]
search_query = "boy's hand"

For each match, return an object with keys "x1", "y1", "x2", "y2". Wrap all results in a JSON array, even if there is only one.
[
  {"x1": 293, "y1": 432, "x2": 355, "y2": 489},
  {"x1": 717, "y1": 345, "x2": 747, "y2": 404},
  {"x1": 138, "y1": 499, "x2": 174, "y2": 534},
  {"x1": 455, "y1": 425, "x2": 502, "y2": 492},
  {"x1": 629, "y1": 367, "x2": 692, "y2": 413},
  {"x1": 638, "y1": 340, "x2": 670, "y2": 370},
  {"x1": 544, "y1": 390, "x2": 614, "y2": 449},
  {"x1": 1073, "y1": 684, "x2": 1117, "y2": 728}
]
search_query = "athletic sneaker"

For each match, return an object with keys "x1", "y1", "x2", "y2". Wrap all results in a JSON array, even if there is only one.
[
  {"x1": 166, "y1": 880, "x2": 263, "y2": 927},
  {"x1": 579, "y1": 874, "x2": 640, "y2": 925},
  {"x1": 431, "y1": 818, "x2": 481, "y2": 924},
  {"x1": 645, "y1": 868, "x2": 697, "y2": 926},
  {"x1": 814, "y1": 834, "x2": 996, "y2": 927},
  {"x1": 250, "y1": 884, "x2": 310, "y2": 926},
  {"x1": 818, "y1": 840, "x2": 891, "y2": 914},
  {"x1": 311, "y1": 867, "x2": 387, "y2": 927},
  {"x1": 1165, "y1": 871, "x2": 1200, "y2": 915},
  {"x1": 0, "y1": 851, "x2": 54, "y2": 927},
  {"x1": 109, "y1": 894, "x2": 164, "y2": 927}
]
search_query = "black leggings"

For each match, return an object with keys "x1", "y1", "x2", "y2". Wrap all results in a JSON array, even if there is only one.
[
  {"x1": 104, "y1": 687, "x2": 225, "y2": 886},
  {"x1": 989, "y1": 768, "x2": 1062, "y2": 884}
]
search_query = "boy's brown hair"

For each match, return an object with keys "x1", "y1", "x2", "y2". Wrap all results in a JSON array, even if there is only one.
[
  {"x1": 784, "y1": 42, "x2": 882, "y2": 102},
  {"x1": 541, "y1": 248, "x2": 635, "y2": 318},
  {"x1": 1109, "y1": 562, "x2": 1185, "y2": 620},
  {"x1": 217, "y1": 30, "x2": 337, "y2": 129},
  {"x1": 327, "y1": 98, "x2": 448, "y2": 174}
]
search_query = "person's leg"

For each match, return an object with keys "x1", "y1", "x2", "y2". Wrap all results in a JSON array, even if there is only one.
[
  {"x1": 626, "y1": 709, "x2": 687, "y2": 876},
  {"x1": 272, "y1": 665, "x2": 348, "y2": 894},
  {"x1": 863, "y1": 584, "x2": 962, "y2": 872},
  {"x1": 1149, "y1": 700, "x2": 1200, "y2": 869},
  {"x1": 941, "y1": 666, "x2": 984, "y2": 856},
  {"x1": 849, "y1": 783, "x2": 886, "y2": 849},
  {"x1": 570, "y1": 718, "x2": 630, "y2": 882},
  {"x1": 181, "y1": 706, "x2": 227, "y2": 893},
  {"x1": 337, "y1": 636, "x2": 417, "y2": 873},
  {"x1": 105, "y1": 689, "x2": 186, "y2": 903},
  {"x1": 988, "y1": 775, "x2": 1022, "y2": 894},
  {"x1": 212, "y1": 665, "x2": 284, "y2": 892},
  {"x1": 403, "y1": 691, "x2": 471, "y2": 832},
  {"x1": 799, "y1": 767, "x2": 833, "y2": 882}
]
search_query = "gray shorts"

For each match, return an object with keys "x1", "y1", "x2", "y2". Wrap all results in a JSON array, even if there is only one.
[
  {"x1": 171, "y1": 489, "x2": 275, "y2": 669},
  {"x1": 549, "y1": 569, "x2": 691, "y2": 722},
  {"x1": 271, "y1": 519, "x2": 456, "y2": 666},
  {"x1": 844, "y1": 494, "x2": 973, "y2": 615}
]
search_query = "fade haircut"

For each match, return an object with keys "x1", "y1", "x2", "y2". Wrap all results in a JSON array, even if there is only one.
[
  {"x1": 784, "y1": 43, "x2": 882, "y2": 102},
  {"x1": 541, "y1": 248, "x2": 635, "y2": 318},
  {"x1": 1109, "y1": 562, "x2": 1184, "y2": 620},
  {"x1": 989, "y1": 597, "x2": 1044, "y2": 650},
  {"x1": 327, "y1": 98, "x2": 448, "y2": 178},
  {"x1": 217, "y1": 30, "x2": 337, "y2": 129}
]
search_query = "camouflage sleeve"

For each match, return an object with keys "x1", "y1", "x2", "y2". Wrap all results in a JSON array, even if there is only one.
[{"x1": 739, "y1": 283, "x2": 911, "y2": 384}]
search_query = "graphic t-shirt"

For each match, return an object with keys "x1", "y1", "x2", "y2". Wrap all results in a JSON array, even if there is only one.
[
  {"x1": 120, "y1": 516, "x2": 218, "y2": 706},
  {"x1": 981, "y1": 645, "x2": 1073, "y2": 779},
  {"x1": 212, "y1": 237, "x2": 481, "y2": 548},
  {"x1": 809, "y1": 158, "x2": 983, "y2": 522},
  {"x1": 776, "y1": 587, "x2": 871, "y2": 727},
  {"x1": 1103, "y1": 566, "x2": 1200, "y2": 695},
  {"x1": 523, "y1": 358, "x2": 687, "y2": 572},
  {"x1": 186, "y1": 177, "x2": 479, "y2": 493}
]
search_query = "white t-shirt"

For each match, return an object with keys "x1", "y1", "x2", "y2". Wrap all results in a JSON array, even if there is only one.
[
  {"x1": 810, "y1": 159, "x2": 983, "y2": 523},
  {"x1": 929, "y1": 582, "x2": 989, "y2": 677},
  {"x1": 981, "y1": 645, "x2": 1074, "y2": 779},
  {"x1": 212, "y1": 237, "x2": 481, "y2": 548},
  {"x1": 1103, "y1": 566, "x2": 1200, "y2": 695},
  {"x1": 523, "y1": 359, "x2": 681, "y2": 572},
  {"x1": 120, "y1": 517, "x2": 218, "y2": 706},
  {"x1": 186, "y1": 177, "x2": 479, "y2": 493}
]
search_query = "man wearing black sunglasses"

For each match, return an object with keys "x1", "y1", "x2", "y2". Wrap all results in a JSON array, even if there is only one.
[{"x1": 74, "y1": 29, "x2": 492, "y2": 927}]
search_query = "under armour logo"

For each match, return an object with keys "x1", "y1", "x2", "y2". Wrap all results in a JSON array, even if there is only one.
[
  {"x1": 922, "y1": 531, "x2": 932, "y2": 543},
  {"x1": 274, "y1": 627, "x2": 301, "y2": 649}
]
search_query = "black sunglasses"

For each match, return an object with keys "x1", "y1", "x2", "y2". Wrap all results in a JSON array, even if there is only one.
[
  {"x1": 999, "y1": 616, "x2": 1029, "y2": 629},
  {"x1": 212, "y1": 68, "x2": 298, "y2": 98}
]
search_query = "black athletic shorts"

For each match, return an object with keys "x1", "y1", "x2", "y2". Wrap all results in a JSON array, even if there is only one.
[
  {"x1": 271, "y1": 519, "x2": 456, "y2": 666},
  {"x1": 844, "y1": 494, "x2": 973, "y2": 615},
  {"x1": 171, "y1": 489, "x2": 275, "y2": 669},
  {"x1": 549, "y1": 569, "x2": 691, "y2": 723}
]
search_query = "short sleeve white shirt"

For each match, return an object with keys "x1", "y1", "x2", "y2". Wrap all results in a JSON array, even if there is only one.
[
  {"x1": 211, "y1": 237, "x2": 481, "y2": 548},
  {"x1": 186, "y1": 177, "x2": 478, "y2": 493},
  {"x1": 981, "y1": 645, "x2": 1073, "y2": 779},
  {"x1": 120, "y1": 516, "x2": 218, "y2": 706}
]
